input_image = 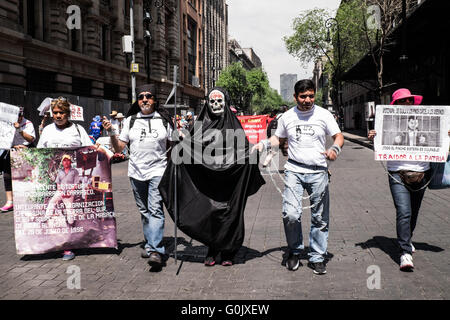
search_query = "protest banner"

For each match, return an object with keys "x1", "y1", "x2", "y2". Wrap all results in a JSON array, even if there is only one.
[
  {"x1": 0, "y1": 102, "x2": 20, "y2": 150},
  {"x1": 237, "y1": 115, "x2": 268, "y2": 144},
  {"x1": 374, "y1": 105, "x2": 450, "y2": 162},
  {"x1": 10, "y1": 146, "x2": 117, "y2": 254}
]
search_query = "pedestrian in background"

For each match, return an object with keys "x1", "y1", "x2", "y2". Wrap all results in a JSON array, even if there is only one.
[
  {"x1": 1, "y1": 107, "x2": 36, "y2": 212},
  {"x1": 368, "y1": 88, "x2": 450, "y2": 271},
  {"x1": 103, "y1": 84, "x2": 173, "y2": 269},
  {"x1": 253, "y1": 79, "x2": 344, "y2": 275}
]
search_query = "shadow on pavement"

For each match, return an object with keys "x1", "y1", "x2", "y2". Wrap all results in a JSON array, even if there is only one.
[
  {"x1": 19, "y1": 239, "x2": 142, "y2": 261},
  {"x1": 355, "y1": 236, "x2": 444, "y2": 264}
]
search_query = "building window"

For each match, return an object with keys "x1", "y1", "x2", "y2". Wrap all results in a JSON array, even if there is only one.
[
  {"x1": 71, "y1": 29, "x2": 79, "y2": 51},
  {"x1": 104, "y1": 83, "x2": 120, "y2": 101},
  {"x1": 72, "y1": 76, "x2": 92, "y2": 97},
  {"x1": 187, "y1": 18, "x2": 197, "y2": 84},
  {"x1": 26, "y1": 68, "x2": 56, "y2": 93},
  {"x1": 26, "y1": 0, "x2": 35, "y2": 37},
  {"x1": 101, "y1": 25, "x2": 109, "y2": 60}
]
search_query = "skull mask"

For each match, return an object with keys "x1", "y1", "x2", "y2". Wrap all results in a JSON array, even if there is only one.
[{"x1": 208, "y1": 90, "x2": 225, "y2": 114}]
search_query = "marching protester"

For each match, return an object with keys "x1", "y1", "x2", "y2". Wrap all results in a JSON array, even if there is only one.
[
  {"x1": 253, "y1": 79, "x2": 344, "y2": 275},
  {"x1": 0, "y1": 107, "x2": 36, "y2": 212},
  {"x1": 115, "y1": 112, "x2": 125, "y2": 135},
  {"x1": 37, "y1": 97, "x2": 93, "y2": 261},
  {"x1": 368, "y1": 88, "x2": 450, "y2": 271},
  {"x1": 103, "y1": 84, "x2": 173, "y2": 268},
  {"x1": 159, "y1": 87, "x2": 265, "y2": 267}
]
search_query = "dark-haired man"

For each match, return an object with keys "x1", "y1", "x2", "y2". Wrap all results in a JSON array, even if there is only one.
[{"x1": 253, "y1": 79, "x2": 344, "y2": 275}]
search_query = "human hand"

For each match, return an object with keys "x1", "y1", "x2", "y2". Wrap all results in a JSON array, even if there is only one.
[
  {"x1": 102, "y1": 116, "x2": 112, "y2": 132},
  {"x1": 368, "y1": 130, "x2": 376, "y2": 140},
  {"x1": 322, "y1": 149, "x2": 338, "y2": 161},
  {"x1": 251, "y1": 142, "x2": 264, "y2": 154}
]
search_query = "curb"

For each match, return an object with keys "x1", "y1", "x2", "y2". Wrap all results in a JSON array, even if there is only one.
[{"x1": 342, "y1": 134, "x2": 374, "y2": 150}]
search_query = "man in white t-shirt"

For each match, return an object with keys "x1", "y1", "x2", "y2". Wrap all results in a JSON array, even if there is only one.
[
  {"x1": 103, "y1": 84, "x2": 173, "y2": 268},
  {"x1": 253, "y1": 79, "x2": 344, "y2": 275}
]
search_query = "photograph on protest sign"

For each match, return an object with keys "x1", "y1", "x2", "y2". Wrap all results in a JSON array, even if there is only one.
[
  {"x1": 10, "y1": 146, "x2": 117, "y2": 255},
  {"x1": 374, "y1": 105, "x2": 450, "y2": 162},
  {"x1": 237, "y1": 115, "x2": 268, "y2": 145},
  {"x1": 0, "y1": 102, "x2": 20, "y2": 150}
]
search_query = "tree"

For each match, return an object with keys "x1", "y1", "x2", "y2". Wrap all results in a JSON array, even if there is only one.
[{"x1": 216, "y1": 62, "x2": 287, "y2": 114}]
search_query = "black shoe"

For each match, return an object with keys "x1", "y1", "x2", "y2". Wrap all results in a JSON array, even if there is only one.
[
  {"x1": 148, "y1": 252, "x2": 162, "y2": 266},
  {"x1": 308, "y1": 261, "x2": 327, "y2": 275},
  {"x1": 286, "y1": 253, "x2": 300, "y2": 271}
]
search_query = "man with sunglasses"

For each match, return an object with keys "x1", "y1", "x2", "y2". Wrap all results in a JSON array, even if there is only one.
[
  {"x1": 103, "y1": 85, "x2": 173, "y2": 268},
  {"x1": 253, "y1": 79, "x2": 344, "y2": 275}
]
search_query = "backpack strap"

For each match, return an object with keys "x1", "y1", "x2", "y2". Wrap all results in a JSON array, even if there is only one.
[{"x1": 74, "y1": 123, "x2": 81, "y2": 137}]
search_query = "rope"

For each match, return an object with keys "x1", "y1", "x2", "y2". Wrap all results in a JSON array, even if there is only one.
[{"x1": 380, "y1": 161, "x2": 435, "y2": 192}]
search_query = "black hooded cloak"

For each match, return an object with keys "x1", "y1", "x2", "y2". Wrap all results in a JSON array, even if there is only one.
[{"x1": 158, "y1": 87, "x2": 265, "y2": 254}]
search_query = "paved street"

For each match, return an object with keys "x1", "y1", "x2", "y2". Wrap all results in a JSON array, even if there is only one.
[{"x1": 0, "y1": 135, "x2": 449, "y2": 300}]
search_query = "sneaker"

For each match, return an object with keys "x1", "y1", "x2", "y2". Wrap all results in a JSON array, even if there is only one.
[
  {"x1": 148, "y1": 252, "x2": 162, "y2": 266},
  {"x1": 400, "y1": 253, "x2": 414, "y2": 271},
  {"x1": 308, "y1": 261, "x2": 327, "y2": 275},
  {"x1": 0, "y1": 202, "x2": 13, "y2": 212},
  {"x1": 286, "y1": 253, "x2": 300, "y2": 271},
  {"x1": 62, "y1": 251, "x2": 75, "y2": 261},
  {"x1": 204, "y1": 256, "x2": 216, "y2": 266},
  {"x1": 141, "y1": 248, "x2": 151, "y2": 258}
]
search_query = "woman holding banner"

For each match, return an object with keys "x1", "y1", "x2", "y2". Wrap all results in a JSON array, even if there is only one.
[
  {"x1": 368, "y1": 88, "x2": 450, "y2": 271},
  {"x1": 37, "y1": 97, "x2": 93, "y2": 261},
  {"x1": 1, "y1": 107, "x2": 36, "y2": 212}
]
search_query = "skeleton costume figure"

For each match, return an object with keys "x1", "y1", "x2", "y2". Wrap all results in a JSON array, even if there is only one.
[{"x1": 159, "y1": 87, "x2": 265, "y2": 266}]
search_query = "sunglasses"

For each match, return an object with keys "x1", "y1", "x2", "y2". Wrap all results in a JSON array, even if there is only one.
[
  {"x1": 397, "y1": 97, "x2": 414, "y2": 103},
  {"x1": 299, "y1": 94, "x2": 315, "y2": 99},
  {"x1": 138, "y1": 93, "x2": 155, "y2": 100}
]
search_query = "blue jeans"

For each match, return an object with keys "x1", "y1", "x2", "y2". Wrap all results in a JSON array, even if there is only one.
[
  {"x1": 388, "y1": 172, "x2": 427, "y2": 255},
  {"x1": 282, "y1": 170, "x2": 329, "y2": 263},
  {"x1": 130, "y1": 176, "x2": 165, "y2": 255}
]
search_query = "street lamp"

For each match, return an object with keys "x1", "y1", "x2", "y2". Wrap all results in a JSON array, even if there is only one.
[{"x1": 325, "y1": 17, "x2": 342, "y2": 120}]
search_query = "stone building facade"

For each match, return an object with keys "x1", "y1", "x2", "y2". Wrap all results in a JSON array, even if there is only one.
[
  {"x1": 202, "y1": 0, "x2": 227, "y2": 93},
  {"x1": 0, "y1": 0, "x2": 209, "y2": 119}
]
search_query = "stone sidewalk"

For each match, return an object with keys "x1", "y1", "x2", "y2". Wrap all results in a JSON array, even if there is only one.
[{"x1": 0, "y1": 138, "x2": 449, "y2": 300}]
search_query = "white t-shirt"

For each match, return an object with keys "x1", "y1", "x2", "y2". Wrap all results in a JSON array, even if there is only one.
[
  {"x1": 37, "y1": 123, "x2": 93, "y2": 148},
  {"x1": 12, "y1": 118, "x2": 36, "y2": 146},
  {"x1": 275, "y1": 105, "x2": 341, "y2": 173},
  {"x1": 119, "y1": 111, "x2": 173, "y2": 181},
  {"x1": 387, "y1": 161, "x2": 430, "y2": 172}
]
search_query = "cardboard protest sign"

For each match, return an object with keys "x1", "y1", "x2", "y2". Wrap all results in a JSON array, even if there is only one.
[
  {"x1": 0, "y1": 102, "x2": 20, "y2": 150},
  {"x1": 237, "y1": 115, "x2": 268, "y2": 144},
  {"x1": 10, "y1": 146, "x2": 117, "y2": 254},
  {"x1": 374, "y1": 105, "x2": 450, "y2": 162}
]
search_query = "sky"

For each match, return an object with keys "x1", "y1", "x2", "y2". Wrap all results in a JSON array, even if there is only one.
[{"x1": 226, "y1": 0, "x2": 342, "y2": 94}]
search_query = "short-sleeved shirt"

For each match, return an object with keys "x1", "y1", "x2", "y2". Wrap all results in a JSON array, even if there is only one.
[
  {"x1": 55, "y1": 168, "x2": 80, "y2": 186},
  {"x1": 37, "y1": 123, "x2": 93, "y2": 148},
  {"x1": 12, "y1": 118, "x2": 36, "y2": 146},
  {"x1": 119, "y1": 111, "x2": 173, "y2": 181},
  {"x1": 275, "y1": 105, "x2": 341, "y2": 173}
]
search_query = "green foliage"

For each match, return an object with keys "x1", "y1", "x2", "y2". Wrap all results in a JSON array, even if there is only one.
[
  {"x1": 283, "y1": 8, "x2": 332, "y2": 67},
  {"x1": 216, "y1": 62, "x2": 287, "y2": 114}
]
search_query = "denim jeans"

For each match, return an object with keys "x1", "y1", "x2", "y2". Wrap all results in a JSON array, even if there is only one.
[
  {"x1": 388, "y1": 172, "x2": 427, "y2": 255},
  {"x1": 130, "y1": 176, "x2": 165, "y2": 255},
  {"x1": 282, "y1": 170, "x2": 329, "y2": 263}
]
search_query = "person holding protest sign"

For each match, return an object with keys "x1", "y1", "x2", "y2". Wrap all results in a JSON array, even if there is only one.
[
  {"x1": 37, "y1": 97, "x2": 93, "y2": 261},
  {"x1": 368, "y1": 88, "x2": 450, "y2": 271},
  {"x1": 103, "y1": 84, "x2": 174, "y2": 268},
  {"x1": 253, "y1": 80, "x2": 343, "y2": 275},
  {"x1": 1, "y1": 107, "x2": 36, "y2": 212}
]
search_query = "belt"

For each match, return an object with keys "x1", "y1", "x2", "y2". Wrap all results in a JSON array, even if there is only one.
[{"x1": 287, "y1": 159, "x2": 328, "y2": 171}]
